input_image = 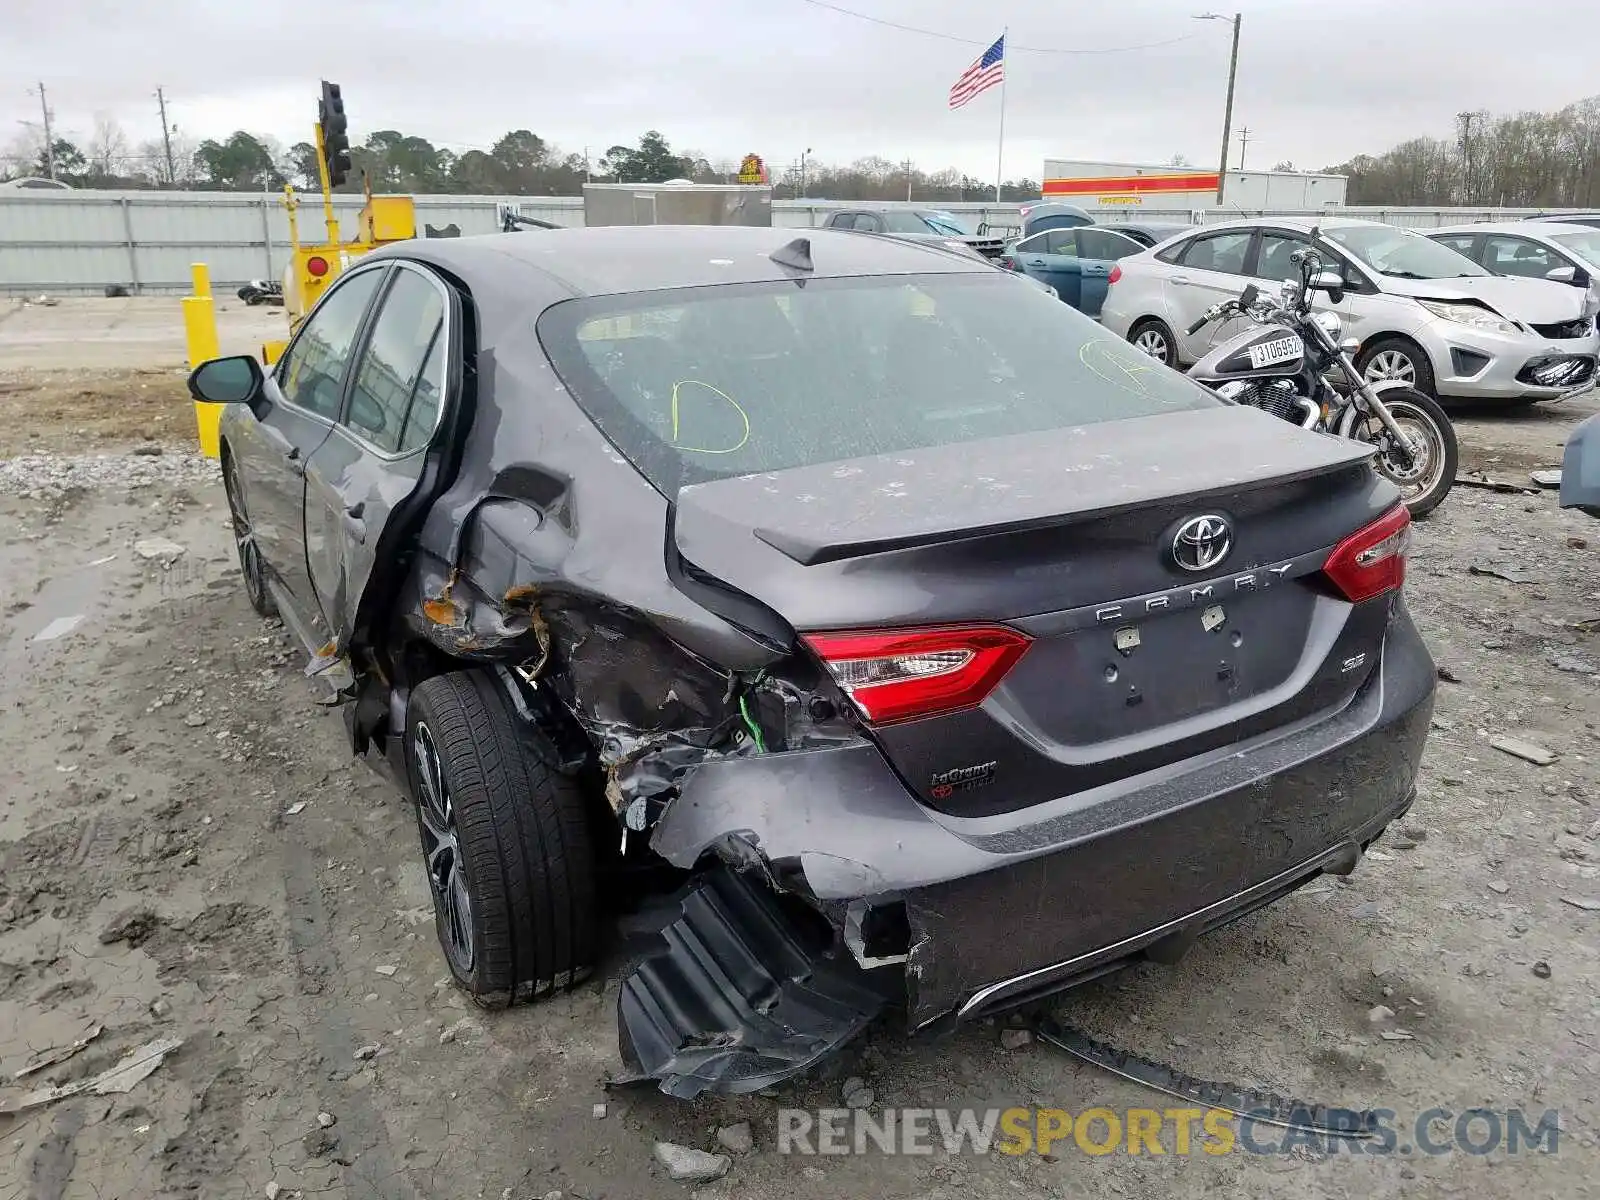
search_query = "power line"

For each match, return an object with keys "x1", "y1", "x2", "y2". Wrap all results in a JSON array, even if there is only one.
[{"x1": 793, "y1": 0, "x2": 1199, "y2": 53}]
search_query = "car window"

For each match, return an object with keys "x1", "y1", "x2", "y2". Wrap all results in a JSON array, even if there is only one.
[
  {"x1": 880, "y1": 211, "x2": 933, "y2": 235},
  {"x1": 1044, "y1": 230, "x2": 1078, "y2": 255},
  {"x1": 1325, "y1": 225, "x2": 1488, "y2": 279},
  {"x1": 1177, "y1": 231, "x2": 1253, "y2": 274},
  {"x1": 1548, "y1": 229, "x2": 1600, "y2": 267},
  {"x1": 539, "y1": 272, "x2": 1218, "y2": 497},
  {"x1": 1431, "y1": 233, "x2": 1478, "y2": 259},
  {"x1": 1078, "y1": 229, "x2": 1141, "y2": 260},
  {"x1": 344, "y1": 267, "x2": 447, "y2": 454},
  {"x1": 1255, "y1": 232, "x2": 1309, "y2": 281},
  {"x1": 1015, "y1": 233, "x2": 1049, "y2": 254},
  {"x1": 1484, "y1": 236, "x2": 1562, "y2": 279},
  {"x1": 275, "y1": 269, "x2": 385, "y2": 419}
]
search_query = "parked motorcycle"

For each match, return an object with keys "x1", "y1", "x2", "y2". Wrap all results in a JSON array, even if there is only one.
[
  {"x1": 1185, "y1": 243, "x2": 1457, "y2": 517},
  {"x1": 237, "y1": 279, "x2": 284, "y2": 307}
]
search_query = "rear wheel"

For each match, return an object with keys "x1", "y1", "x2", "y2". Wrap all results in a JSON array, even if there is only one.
[
  {"x1": 1353, "y1": 387, "x2": 1457, "y2": 518},
  {"x1": 1357, "y1": 337, "x2": 1436, "y2": 400},
  {"x1": 405, "y1": 670, "x2": 598, "y2": 1005},
  {"x1": 1128, "y1": 319, "x2": 1177, "y2": 368}
]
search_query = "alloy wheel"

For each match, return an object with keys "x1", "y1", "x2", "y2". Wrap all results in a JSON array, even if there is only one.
[
  {"x1": 1134, "y1": 328, "x2": 1171, "y2": 364},
  {"x1": 412, "y1": 722, "x2": 475, "y2": 973},
  {"x1": 1363, "y1": 349, "x2": 1417, "y2": 386},
  {"x1": 224, "y1": 458, "x2": 268, "y2": 610}
]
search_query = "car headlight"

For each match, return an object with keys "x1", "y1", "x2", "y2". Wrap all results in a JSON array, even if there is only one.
[{"x1": 1416, "y1": 299, "x2": 1519, "y2": 335}]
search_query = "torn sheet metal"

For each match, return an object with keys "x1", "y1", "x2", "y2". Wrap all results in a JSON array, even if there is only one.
[{"x1": 615, "y1": 866, "x2": 884, "y2": 1098}]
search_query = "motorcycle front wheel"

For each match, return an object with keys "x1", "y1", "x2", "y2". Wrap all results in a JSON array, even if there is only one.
[{"x1": 1349, "y1": 387, "x2": 1457, "y2": 518}]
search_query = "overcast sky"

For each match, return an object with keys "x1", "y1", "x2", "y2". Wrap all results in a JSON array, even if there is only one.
[{"x1": 3, "y1": 0, "x2": 1593, "y2": 182}]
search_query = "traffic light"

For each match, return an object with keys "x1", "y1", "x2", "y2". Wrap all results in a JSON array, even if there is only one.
[{"x1": 318, "y1": 80, "x2": 352, "y2": 188}]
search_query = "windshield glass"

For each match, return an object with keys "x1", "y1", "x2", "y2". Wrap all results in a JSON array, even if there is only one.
[
  {"x1": 1549, "y1": 229, "x2": 1600, "y2": 267},
  {"x1": 1325, "y1": 225, "x2": 1489, "y2": 279},
  {"x1": 539, "y1": 273, "x2": 1217, "y2": 495},
  {"x1": 920, "y1": 211, "x2": 972, "y2": 237}
]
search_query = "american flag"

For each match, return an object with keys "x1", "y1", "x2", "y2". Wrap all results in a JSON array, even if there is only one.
[{"x1": 948, "y1": 34, "x2": 1005, "y2": 110}]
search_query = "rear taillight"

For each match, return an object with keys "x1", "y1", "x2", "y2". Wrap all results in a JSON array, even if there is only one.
[
  {"x1": 1108, "y1": 264, "x2": 1123, "y2": 285},
  {"x1": 803, "y1": 626, "x2": 1031, "y2": 724},
  {"x1": 1322, "y1": 504, "x2": 1411, "y2": 603}
]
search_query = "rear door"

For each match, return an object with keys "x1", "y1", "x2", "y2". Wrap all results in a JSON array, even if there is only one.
[
  {"x1": 302, "y1": 261, "x2": 453, "y2": 658},
  {"x1": 1074, "y1": 228, "x2": 1145, "y2": 318},
  {"x1": 1015, "y1": 231, "x2": 1080, "y2": 305},
  {"x1": 1169, "y1": 228, "x2": 1258, "y2": 360},
  {"x1": 237, "y1": 266, "x2": 387, "y2": 650}
]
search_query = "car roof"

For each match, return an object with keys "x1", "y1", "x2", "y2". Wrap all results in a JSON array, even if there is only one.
[
  {"x1": 1171, "y1": 215, "x2": 1390, "y2": 236},
  {"x1": 1429, "y1": 220, "x2": 1595, "y2": 237},
  {"x1": 376, "y1": 225, "x2": 984, "y2": 297}
]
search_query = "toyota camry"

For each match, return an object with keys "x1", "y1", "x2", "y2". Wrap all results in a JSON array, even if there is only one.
[{"x1": 187, "y1": 225, "x2": 1436, "y2": 1097}]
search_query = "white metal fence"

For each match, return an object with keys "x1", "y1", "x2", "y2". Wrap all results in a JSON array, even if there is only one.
[{"x1": 0, "y1": 189, "x2": 1575, "y2": 296}]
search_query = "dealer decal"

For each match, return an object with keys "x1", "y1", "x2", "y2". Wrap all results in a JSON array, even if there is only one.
[{"x1": 930, "y1": 760, "x2": 998, "y2": 798}]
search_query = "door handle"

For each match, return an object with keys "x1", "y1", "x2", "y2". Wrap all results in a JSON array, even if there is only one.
[
  {"x1": 1024, "y1": 257, "x2": 1047, "y2": 266},
  {"x1": 1170, "y1": 274, "x2": 1191, "y2": 286}
]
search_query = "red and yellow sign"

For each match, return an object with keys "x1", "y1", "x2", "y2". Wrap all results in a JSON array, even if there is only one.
[
  {"x1": 738, "y1": 153, "x2": 769, "y2": 184},
  {"x1": 1043, "y1": 170, "x2": 1220, "y2": 197}
]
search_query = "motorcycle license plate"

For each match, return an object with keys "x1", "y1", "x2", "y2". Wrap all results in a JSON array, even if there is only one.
[{"x1": 1247, "y1": 336, "x2": 1301, "y2": 368}]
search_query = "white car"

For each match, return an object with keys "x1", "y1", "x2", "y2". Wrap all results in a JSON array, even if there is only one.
[
  {"x1": 1428, "y1": 220, "x2": 1600, "y2": 316},
  {"x1": 1101, "y1": 217, "x2": 1599, "y2": 404}
]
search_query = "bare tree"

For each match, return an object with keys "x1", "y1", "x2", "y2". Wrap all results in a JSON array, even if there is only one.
[{"x1": 88, "y1": 113, "x2": 129, "y2": 181}]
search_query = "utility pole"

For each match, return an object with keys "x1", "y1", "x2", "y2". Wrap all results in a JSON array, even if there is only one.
[
  {"x1": 1236, "y1": 126, "x2": 1251, "y2": 171},
  {"x1": 799, "y1": 147, "x2": 811, "y2": 199},
  {"x1": 29, "y1": 82, "x2": 56, "y2": 180},
  {"x1": 1194, "y1": 12, "x2": 1241, "y2": 204},
  {"x1": 903, "y1": 157, "x2": 914, "y2": 202},
  {"x1": 155, "y1": 86, "x2": 176, "y2": 186}
]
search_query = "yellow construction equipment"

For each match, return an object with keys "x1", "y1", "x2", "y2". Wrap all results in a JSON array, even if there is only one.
[{"x1": 267, "y1": 81, "x2": 419, "y2": 358}]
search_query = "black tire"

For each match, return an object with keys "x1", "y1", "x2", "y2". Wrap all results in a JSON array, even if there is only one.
[
  {"x1": 1357, "y1": 386, "x2": 1458, "y2": 519},
  {"x1": 222, "y1": 450, "x2": 275, "y2": 618},
  {"x1": 405, "y1": 670, "x2": 597, "y2": 1006},
  {"x1": 1356, "y1": 336, "x2": 1437, "y2": 400},
  {"x1": 1128, "y1": 318, "x2": 1178, "y2": 368}
]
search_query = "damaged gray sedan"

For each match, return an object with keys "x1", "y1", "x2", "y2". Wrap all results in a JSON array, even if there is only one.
[{"x1": 188, "y1": 225, "x2": 1436, "y2": 1098}]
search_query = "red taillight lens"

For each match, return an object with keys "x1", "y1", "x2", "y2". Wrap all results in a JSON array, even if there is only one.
[
  {"x1": 1322, "y1": 504, "x2": 1411, "y2": 603},
  {"x1": 1108, "y1": 264, "x2": 1123, "y2": 285},
  {"x1": 803, "y1": 626, "x2": 1031, "y2": 724},
  {"x1": 306, "y1": 256, "x2": 329, "y2": 278}
]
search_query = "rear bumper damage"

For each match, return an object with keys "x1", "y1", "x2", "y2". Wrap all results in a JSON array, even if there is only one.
[{"x1": 620, "y1": 612, "x2": 1434, "y2": 1096}]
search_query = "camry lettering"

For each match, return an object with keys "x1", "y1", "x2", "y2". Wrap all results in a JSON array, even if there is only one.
[{"x1": 1093, "y1": 562, "x2": 1297, "y2": 623}]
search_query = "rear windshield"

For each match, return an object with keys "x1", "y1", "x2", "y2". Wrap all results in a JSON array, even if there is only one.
[{"x1": 537, "y1": 272, "x2": 1217, "y2": 496}]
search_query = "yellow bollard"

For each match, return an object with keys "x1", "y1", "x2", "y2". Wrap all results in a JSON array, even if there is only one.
[
  {"x1": 183, "y1": 295, "x2": 222, "y2": 459},
  {"x1": 190, "y1": 262, "x2": 211, "y2": 298}
]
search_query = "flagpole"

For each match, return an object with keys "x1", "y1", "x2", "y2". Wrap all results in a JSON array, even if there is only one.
[{"x1": 994, "y1": 28, "x2": 1007, "y2": 203}]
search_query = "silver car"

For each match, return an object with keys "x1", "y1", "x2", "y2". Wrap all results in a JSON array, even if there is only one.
[
  {"x1": 1428, "y1": 220, "x2": 1600, "y2": 316},
  {"x1": 1101, "y1": 217, "x2": 1599, "y2": 404}
]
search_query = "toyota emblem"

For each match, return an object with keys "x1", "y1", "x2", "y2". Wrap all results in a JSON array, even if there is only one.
[{"x1": 1171, "y1": 514, "x2": 1233, "y2": 573}]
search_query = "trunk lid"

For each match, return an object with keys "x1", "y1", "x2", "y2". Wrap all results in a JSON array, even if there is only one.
[{"x1": 674, "y1": 406, "x2": 1400, "y2": 816}]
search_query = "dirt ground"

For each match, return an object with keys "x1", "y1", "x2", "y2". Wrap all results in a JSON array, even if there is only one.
[{"x1": 1, "y1": 304, "x2": 1598, "y2": 1199}]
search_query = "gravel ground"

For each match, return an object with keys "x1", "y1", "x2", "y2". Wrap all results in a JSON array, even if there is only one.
[{"x1": 0, "y1": 371, "x2": 1595, "y2": 1200}]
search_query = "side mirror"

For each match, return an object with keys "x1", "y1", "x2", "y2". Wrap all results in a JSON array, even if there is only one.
[
  {"x1": 1546, "y1": 265, "x2": 1580, "y2": 285},
  {"x1": 1561, "y1": 412, "x2": 1600, "y2": 518},
  {"x1": 188, "y1": 354, "x2": 263, "y2": 405},
  {"x1": 1309, "y1": 269, "x2": 1346, "y2": 304}
]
